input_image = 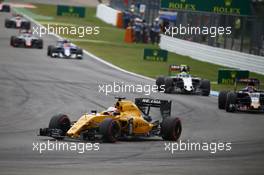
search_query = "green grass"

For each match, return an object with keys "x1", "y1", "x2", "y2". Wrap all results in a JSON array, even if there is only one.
[{"x1": 26, "y1": 3, "x2": 264, "y2": 91}]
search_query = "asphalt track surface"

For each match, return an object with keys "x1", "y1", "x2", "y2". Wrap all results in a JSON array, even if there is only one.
[{"x1": 0, "y1": 12, "x2": 264, "y2": 175}]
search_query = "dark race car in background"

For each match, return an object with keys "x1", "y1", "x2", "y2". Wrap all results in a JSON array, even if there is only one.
[
  {"x1": 218, "y1": 78, "x2": 264, "y2": 113},
  {"x1": 156, "y1": 65, "x2": 211, "y2": 96},
  {"x1": 0, "y1": 2, "x2": 10, "y2": 12},
  {"x1": 47, "y1": 39, "x2": 83, "y2": 59},
  {"x1": 10, "y1": 30, "x2": 43, "y2": 49},
  {"x1": 5, "y1": 14, "x2": 30, "y2": 30}
]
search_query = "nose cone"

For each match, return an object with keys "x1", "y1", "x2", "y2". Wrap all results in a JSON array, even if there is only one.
[
  {"x1": 182, "y1": 77, "x2": 193, "y2": 92},
  {"x1": 184, "y1": 85, "x2": 192, "y2": 92}
]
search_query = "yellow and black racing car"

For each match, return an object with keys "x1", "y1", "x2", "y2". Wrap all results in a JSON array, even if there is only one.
[{"x1": 39, "y1": 97, "x2": 182, "y2": 142}]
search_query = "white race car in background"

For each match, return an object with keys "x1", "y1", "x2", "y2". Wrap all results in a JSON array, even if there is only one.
[
  {"x1": 47, "y1": 39, "x2": 83, "y2": 59},
  {"x1": 10, "y1": 30, "x2": 43, "y2": 49},
  {"x1": 156, "y1": 65, "x2": 211, "y2": 96}
]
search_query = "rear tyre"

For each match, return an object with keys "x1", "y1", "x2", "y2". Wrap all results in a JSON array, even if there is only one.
[
  {"x1": 218, "y1": 91, "x2": 228, "y2": 109},
  {"x1": 156, "y1": 76, "x2": 165, "y2": 91},
  {"x1": 47, "y1": 45, "x2": 53, "y2": 56},
  {"x1": 10, "y1": 36, "x2": 16, "y2": 46},
  {"x1": 99, "y1": 118, "x2": 120, "y2": 143},
  {"x1": 164, "y1": 78, "x2": 173, "y2": 93},
  {"x1": 76, "y1": 49, "x2": 83, "y2": 59},
  {"x1": 161, "y1": 117, "x2": 182, "y2": 141},
  {"x1": 200, "y1": 80, "x2": 211, "y2": 96},
  {"x1": 38, "y1": 39, "x2": 43, "y2": 49},
  {"x1": 2, "y1": 5, "x2": 10, "y2": 12},
  {"x1": 225, "y1": 92, "x2": 237, "y2": 113},
  {"x1": 48, "y1": 114, "x2": 71, "y2": 139}
]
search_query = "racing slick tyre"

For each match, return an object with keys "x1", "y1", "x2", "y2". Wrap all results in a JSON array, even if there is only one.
[
  {"x1": 76, "y1": 49, "x2": 83, "y2": 59},
  {"x1": 99, "y1": 118, "x2": 120, "y2": 143},
  {"x1": 48, "y1": 114, "x2": 71, "y2": 139},
  {"x1": 47, "y1": 45, "x2": 53, "y2": 56},
  {"x1": 226, "y1": 92, "x2": 237, "y2": 113},
  {"x1": 50, "y1": 47, "x2": 57, "y2": 58},
  {"x1": 164, "y1": 78, "x2": 173, "y2": 93},
  {"x1": 5, "y1": 19, "x2": 11, "y2": 28},
  {"x1": 2, "y1": 5, "x2": 10, "y2": 12},
  {"x1": 156, "y1": 76, "x2": 165, "y2": 91},
  {"x1": 200, "y1": 80, "x2": 211, "y2": 96},
  {"x1": 10, "y1": 36, "x2": 16, "y2": 47},
  {"x1": 218, "y1": 91, "x2": 228, "y2": 109},
  {"x1": 38, "y1": 39, "x2": 43, "y2": 49},
  {"x1": 161, "y1": 117, "x2": 182, "y2": 141}
]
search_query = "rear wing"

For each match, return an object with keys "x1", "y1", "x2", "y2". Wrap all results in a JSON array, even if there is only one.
[
  {"x1": 19, "y1": 29, "x2": 31, "y2": 34},
  {"x1": 169, "y1": 64, "x2": 190, "y2": 76},
  {"x1": 235, "y1": 78, "x2": 260, "y2": 90},
  {"x1": 135, "y1": 98, "x2": 171, "y2": 118}
]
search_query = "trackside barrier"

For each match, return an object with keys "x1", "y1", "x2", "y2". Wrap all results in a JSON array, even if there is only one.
[
  {"x1": 96, "y1": 4, "x2": 121, "y2": 26},
  {"x1": 159, "y1": 35, "x2": 264, "y2": 75}
]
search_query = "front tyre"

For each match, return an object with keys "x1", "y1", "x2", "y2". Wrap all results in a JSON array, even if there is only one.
[
  {"x1": 10, "y1": 36, "x2": 16, "y2": 46},
  {"x1": 76, "y1": 49, "x2": 83, "y2": 59},
  {"x1": 161, "y1": 117, "x2": 182, "y2": 141},
  {"x1": 225, "y1": 92, "x2": 237, "y2": 112},
  {"x1": 100, "y1": 118, "x2": 120, "y2": 143},
  {"x1": 218, "y1": 91, "x2": 228, "y2": 109},
  {"x1": 5, "y1": 19, "x2": 11, "y2": 28},
  {"x1": 200, "y1": 80, "x2": 211, "y2": 96},
  {"x1": 48, "y1": 114, "x2": 71, "y2": 139}
]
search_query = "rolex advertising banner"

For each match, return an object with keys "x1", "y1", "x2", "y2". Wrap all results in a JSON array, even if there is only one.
[
  {"x1": 57, "y1": 5, "x2": 86, "y2": 18},
  {"x1": 218, "y1": 69, "x2": 249, "y2": 84},
  {"x1": 143, "y1": 49, "x2": 168, "y2": 62},
  {"x1": 161, "y1": 0, "x2": 251, "y2": 16}
]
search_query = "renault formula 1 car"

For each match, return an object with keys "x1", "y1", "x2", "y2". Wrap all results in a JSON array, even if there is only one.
[
  {"x1": 156, "y1": 65, "x2": 211, "y2": 96},
  {"x1": 39, "y1": 97, "x2": 182, "y2": 142},
  {"x1": 0, "y1": 2, "x2": 10, "y2": 12},
  {"x1": 218, "y1": 78, "x2": 264, "y2": 113},
  {"x1": 5, "y1": 14, "x2": 30, "y2": 30},
  {"x1": 10, "y1": 30, "x2": 43, "y2": 49},
  {"x1": 47, "y1": 39, "x2": 83, "y2": 59}
]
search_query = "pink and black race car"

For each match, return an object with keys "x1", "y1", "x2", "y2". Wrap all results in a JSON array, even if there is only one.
[{"x1": 10, "y1": 30, "x2": 43, "y2": 49}]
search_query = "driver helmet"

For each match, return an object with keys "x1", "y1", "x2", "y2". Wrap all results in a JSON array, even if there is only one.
[
  {"x1": 106, "y1": 107, "x2": 118, "y2": 115},
  {"x1": 58, "y1": 39, "x2": 69, "y2": 44},
  {"x1": 246, "y1": 86, "x2": 255, "y2": 93},
  {"x1": 15, "y1": 16, "x2": 21, "y2": 20},
  {"x1": 180, "y1": 65, "x2": 188, "y2": 72}
]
